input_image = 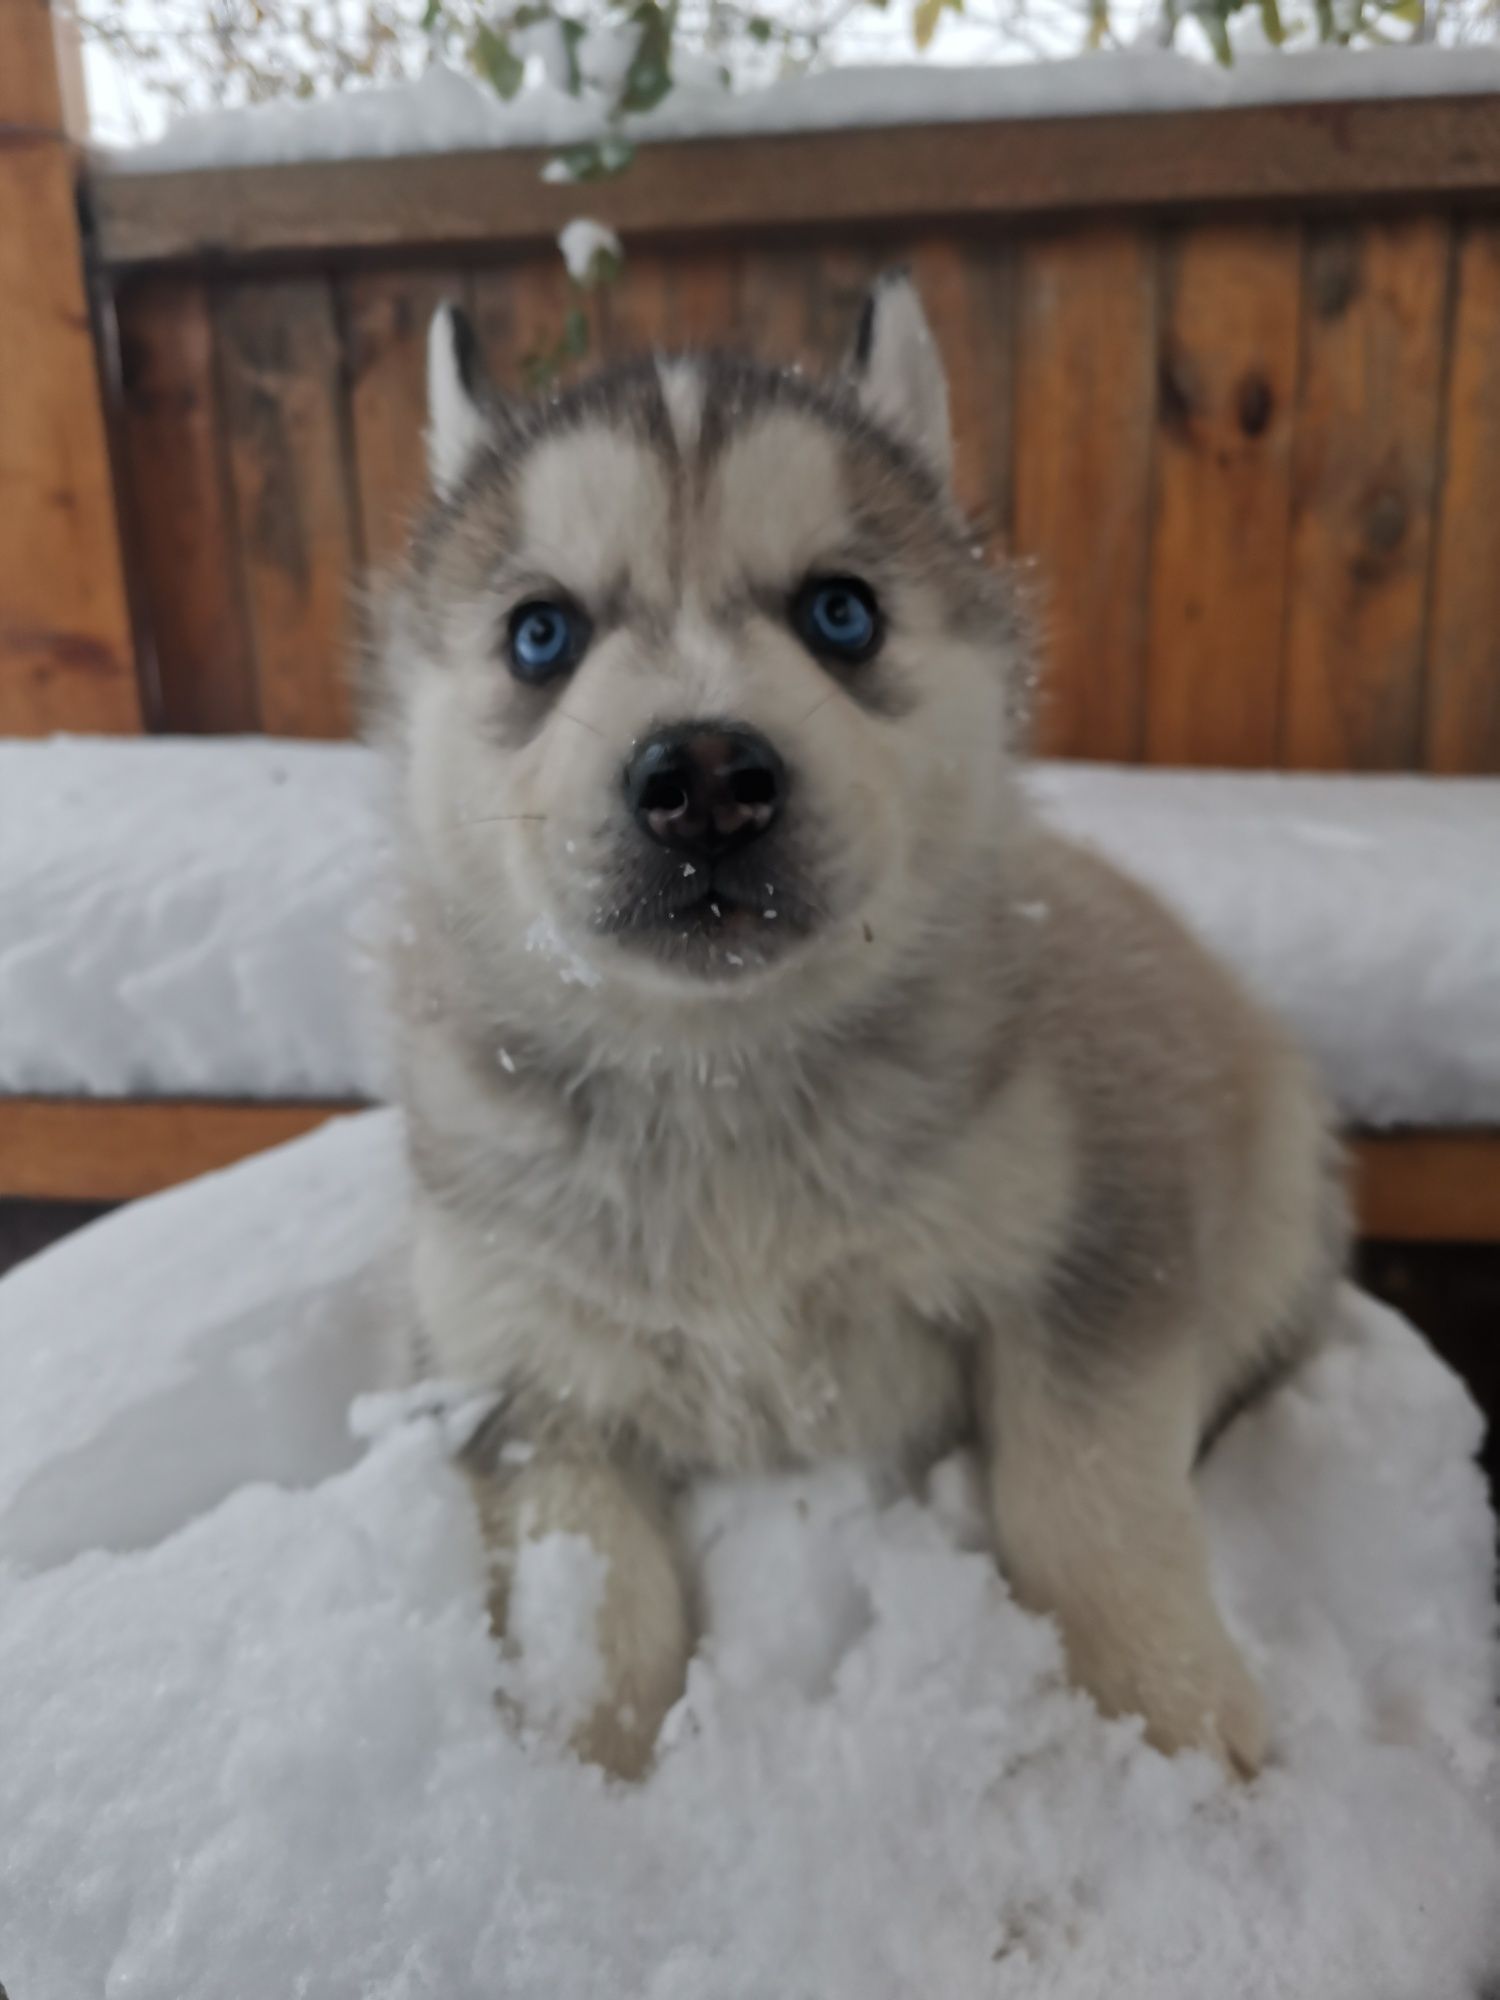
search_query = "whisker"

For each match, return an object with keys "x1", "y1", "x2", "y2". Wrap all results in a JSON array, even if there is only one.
[
  {"x1": 554, "y1": 709, "x2": 606, "y2": 740},
  {"x1": 797, "y1": 689, "x2": 838, "y2": 728},
  {"x1": 458, "y1": 813, "x2": 550, "y2": 826}
]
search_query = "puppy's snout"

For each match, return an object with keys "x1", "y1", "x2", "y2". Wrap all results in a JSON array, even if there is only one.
[{"x1": 626, "y1": 725, "x2": 786, "y2": 858}]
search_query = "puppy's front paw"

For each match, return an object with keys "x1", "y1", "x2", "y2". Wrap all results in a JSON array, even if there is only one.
[
  {"x1": 472, "y1": 1456, "x2": 692, "y2": 1782},
  {"x1": 1080, "y1": 1630, "x2": 1267, "y2": 1779}
]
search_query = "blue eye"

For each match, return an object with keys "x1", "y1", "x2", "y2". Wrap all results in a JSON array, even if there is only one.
[
  {"x1": 507, "y1": 598, "x2": 588, "y2": 684},
  {"x1": 793, "y1": 576, "x2": 881, "y2": 665}
]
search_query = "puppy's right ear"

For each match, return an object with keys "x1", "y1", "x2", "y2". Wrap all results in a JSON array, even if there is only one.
[
  {"x1": 427, "y1": 303, "x2": 491, "y2": 499},
  {"x1": 847, "y1": 270, "x2": 952, "y2": 491}
]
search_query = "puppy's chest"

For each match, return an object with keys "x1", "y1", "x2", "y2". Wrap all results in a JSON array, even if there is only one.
[
  {"x1": 524, "y1": 1254, "x2": 968, "y2": 1476},
  {"x1": 488, "y1": 1093, "x2": 971, "y2": 1470}
]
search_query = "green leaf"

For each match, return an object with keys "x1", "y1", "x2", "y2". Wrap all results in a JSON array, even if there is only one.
[
  {"x1": 1192, "y1": 0, "x2": 1235, "y2": 59},
  {"x1": 747, "y1": 13, "x2": 774, "y2": 37},
  {"x1": 471, "y1": 23, "x2": 524, "y2": 98},
  {"x1": 912, "y1": 0, "x2": 961, "y2": 51},
  {"x1": 522, "y1": 346, "x2": 559, "y2": 392},
  {"x1": 558, "y1": 15, "x2": 586, "y2": 93},
  {"x1": 420, "y1": 0, "x2": 444, "y2": 30},
  {"x1": 619, "y1": 0, "x2": 674, "y2": 114},
  {"x1": 1258, "y1": 0, "x2": 1286, "y2": 40},
  {"x1": 561, "y1": 305, "x2": 591, "y2": 358}
]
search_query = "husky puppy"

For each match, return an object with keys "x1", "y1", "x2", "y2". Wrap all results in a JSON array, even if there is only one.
[{"x1": 372, "y1": 275, "x2": 1347, "y2": 1781}]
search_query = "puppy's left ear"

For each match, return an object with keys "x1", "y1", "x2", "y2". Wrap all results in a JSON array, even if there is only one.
[
  {"x1": 847, "y1": 270, "x2": 952, "y2": 489},
  {"x1": 426, "y1": 302, "x2": 493, "y2": 499}
]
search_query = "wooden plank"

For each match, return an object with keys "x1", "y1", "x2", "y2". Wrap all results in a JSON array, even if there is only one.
[
  {"x1": 0, "y1": 77, "x2": 141, "y2": 729},
  {"x1": 1280, "y1": 219, "x2": 1451, "y2": 770},
  {"x1": 0, "y1": 0, "x2": 63, "y2": 130},
  {"x1": 657, "y1": 249, "x2": 740, "y2": 349},
  {"x1": 91, "y1": 97, "x2": 1500, "y2": 270},
  {"x1": 115, "y1": 277, "x2": 259, "y2": 731},
  {"x1": 734, "y1": 241, "x2": 884, "y2": 372},
  {"x1": 599, "y1": 246, "x2": 739, "y2": 360},
  {"x1": 217, "y1": 277, "x2": 359, "y2": 737},
  {"x1": 1144, "y1": 222, "x2": 1301, "y2": 767},
  {"x1": 1354, "y1": 1133, "x2": 1500, "y2": 1245},
  {"x1": 3, "y1": 1097, "x2": 1495, "y2": 1242},
  {"x1": 1014, "y1": 228, "x2": 1156, "y2": 760},
  {"x1": 341, "y1": 266, "x2": 468, "y2": 574},
  {"x1": 468, "y1": 255, "x2": 599, "y2": 396},
  {"x1": 0, "y1": 1099, "x2": 362, "y2": 1203},
  {"x1": 903, "y1": 235, "x2": 1015, "y2": 542},
  {"x1": 1424, "y1": 221, "x2": 1500, "y2": 775}
]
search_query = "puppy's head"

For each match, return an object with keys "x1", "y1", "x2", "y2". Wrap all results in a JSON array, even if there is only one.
[{"x1": 381, "y1": 274, "x2": 1025, "y2": 1022}]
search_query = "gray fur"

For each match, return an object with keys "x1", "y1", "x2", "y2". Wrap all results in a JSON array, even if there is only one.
[{"x1": 372, "y1": 275, "x2": 1348, "y2": 1780}]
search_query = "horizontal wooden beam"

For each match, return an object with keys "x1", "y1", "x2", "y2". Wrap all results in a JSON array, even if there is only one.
[
  {"x1": 2, "y1": 1098, "x2": 1498, "y2": 1242},
  {"x1": 0, "y1": 1098, "x2": 365, "y2": 1202},
  {"x1": 90, "y1": 95, "x2": 1500, "y2": 272},
  {"x1": 1352, "y1": 1131, "x2": 1500, "y2": 1245}
]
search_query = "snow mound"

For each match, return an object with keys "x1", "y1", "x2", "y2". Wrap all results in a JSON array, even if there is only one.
[
  {"x1": 1, "y1": 1111, "x2": 1497, "y2": 1997},
  {"x1": 4, "y1": 737, "x2": 1499, "y2": 1127},
  {"x1": 105, "y1": 47, "x2": 1500, "y2": 175}
]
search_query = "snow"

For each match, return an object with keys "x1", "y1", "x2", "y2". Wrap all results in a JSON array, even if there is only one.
[
  {"x1": 1028, "y1": 762, "x2": 1500, "y2": 1131},
  {"x1": 559, "y1": 216, "x2": 623, "y2": 283},
  {"x1": 0, "y1": 736, "x2": 388, "y2": 1100},
  {"x1": 3, "y1": 737, "x2": 1498, "y2": 1127},
  {"x1": 103, "y1": 45, "x2": 1500, "y2": 174},
  {"x1": 506, "y1": 1530, "x2": 611, "y2": 1739},
  {"x1": 0, "y1": 1109, "x2": 1496, "y2": 1996}
]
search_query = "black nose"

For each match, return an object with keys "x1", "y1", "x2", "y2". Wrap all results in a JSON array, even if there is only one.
[{"x1": 625, "y1": 725, "x2": 786, "y2": 857}]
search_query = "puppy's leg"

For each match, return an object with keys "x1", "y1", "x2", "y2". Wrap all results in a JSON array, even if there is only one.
[
  {"x1": 980, "y1": 1329, "x2": 1265, "y2": 1777},
  {"x1": 467, "y1": 1451, "x2": 691, "y2": 1780}
]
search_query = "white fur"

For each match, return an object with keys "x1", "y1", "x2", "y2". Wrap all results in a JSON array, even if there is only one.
[
  {"x1": 425, "y1": 303, "x2": 490, "y2": 499},
  {"x1": 853, "y1": 273, "x2": 953, "y2": 487}
]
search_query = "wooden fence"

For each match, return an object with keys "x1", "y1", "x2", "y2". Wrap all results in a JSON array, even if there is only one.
[
  {"x1": 5, "y1": 26, "x2": 1500, "y2": 1231},
  {"x1": 83, "y1": 93, "x2": 1500, "y2": 772}
]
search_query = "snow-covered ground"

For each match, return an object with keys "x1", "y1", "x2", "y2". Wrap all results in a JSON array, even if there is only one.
[
  {"x1": 0, "y1": 1109, "x2": 1496, "y2": 1996},
  {"x1": 3, "y1": 736, "x2": 1498, "y2": 1127},
  {"x1": 103, "y1": 45, "x2": 1500, "y2": 174}
]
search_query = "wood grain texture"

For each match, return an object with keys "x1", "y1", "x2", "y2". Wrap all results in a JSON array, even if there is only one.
[
  {"x1": 599, "y1": 246, "x2": 740, "y2": 359},
  {"x1": 0, "y1": 138, "x2": 141, "y2": 732},
  {"x1": 116, "y1": 277, "x2": 258, "y2": 731},
  {"x1": 467, "y1": 254, "x2": 600, "y2": 396},
  {"x1": 1354, "y1": 1133, "x2": 1500, "y2": 1245},
  {"x1": 341, "y1": 265, "x2": 467, "y2": 574},
  {"x1": 91, "y1": 98, "x2": 1500, "y2": 270},
  {"x1": 903, "y1": 235, "x2": 1015, "y2": 542},
  {"x1": 0, "y1": 1099, "x2": 364, "y2": 1202},
  {"x1": 1014, "y1": 229, "x2": 1156, "y2": 760},
  {"x1": 734, "y1": 241, "x2": 884, "y2": 371},
  {"x1": 1145, "y1": 223, "x2": 1301, "y2": 767},
  {"x1": 1424, "y1": 221, "x2": 1500, "y2": 775},
  {"x1": 0, "y1": 0, "x2": 63, "y2": 129},
  {"x1": 5, "y1": 1098, "x2": 1490, "y2": 1240},
  {"x1": 217, "y1": 278, "x2": 358, "y2": 737},
  {"x1": 1281, "y1": 219, "x2": 1451, "y2": 769}
]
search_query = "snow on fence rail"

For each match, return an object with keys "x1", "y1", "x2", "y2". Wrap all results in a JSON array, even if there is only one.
[{"x1": 65, "y1": 93, "x2": 1500, "y2": 768}]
